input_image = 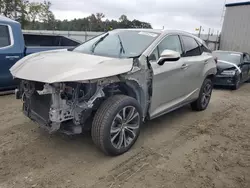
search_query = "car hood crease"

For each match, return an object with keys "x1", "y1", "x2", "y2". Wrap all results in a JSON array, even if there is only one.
[{"x1": 10, "y1": 51, "x2": 134, "y2": 83}]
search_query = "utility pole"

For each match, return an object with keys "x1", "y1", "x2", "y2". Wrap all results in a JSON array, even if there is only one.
[
  {"x1": 207, "y1": 28, "x2": 211, "y2": 41},
  {"x1": 215, "y1": 30, "x2": 220, "y2": 50},
  {"x1": 198, "y1": 26, "x2": 202, "y2": 38},
  {"x1": 14, "y1": 0, "x2": 17, "y2": 20}
]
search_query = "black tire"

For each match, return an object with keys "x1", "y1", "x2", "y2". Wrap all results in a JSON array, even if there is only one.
[
  {"x1": 232, "y1": 74, "x2": 241, "y2": 90},
  {"x1": 91, "y1": 95, "x2": 142, "y2": 156},
  {"x1": 246, "y1": 77, "x2": 250, "y2": 83},
  {"x1": 191, "y1": 78, "x2": 213, "y2": 111}
]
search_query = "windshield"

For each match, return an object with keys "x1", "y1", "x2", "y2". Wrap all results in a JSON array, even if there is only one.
[
  {"x1": 73, "y1": 30, "x2": 159, "y2": 58},
  {"x1": 213, "y1": 52, "x2": 241, "y2": 64}
]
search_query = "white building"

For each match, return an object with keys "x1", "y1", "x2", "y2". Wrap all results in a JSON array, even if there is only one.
[{"x1": 220, "y1": 1, "x2": 250, "y2": 53}]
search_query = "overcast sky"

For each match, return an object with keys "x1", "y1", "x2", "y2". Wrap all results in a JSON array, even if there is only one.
[{"x1": 32, "y1": 0, "x2": 243, "y2": 33}]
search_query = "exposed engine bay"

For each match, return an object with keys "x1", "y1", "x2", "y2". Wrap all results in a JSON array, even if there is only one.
[
  {"x1": 17, "y1": 74, "x2": 150, "y2": 135},
  {"x1": 18, "y1": 81, "x2": 100, "y2": 134}
]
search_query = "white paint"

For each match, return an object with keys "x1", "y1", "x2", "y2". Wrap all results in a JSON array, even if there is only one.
[
  {"x1": 138, "y1": 31, "x2": 158, "y2": 37},
  {"x1": 230, "y1": 53, "x2": 241, "y2": 56},
  {"x1": 10, "y1": 50, "x2": 134, "y2": 83}
]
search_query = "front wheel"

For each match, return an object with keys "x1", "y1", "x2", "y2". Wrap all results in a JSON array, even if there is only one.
[
  {"x1": 91, "y1": 95, "x2": 142, "y2": 156},
  {"x1": 191, "y1": 78, "x2": 213, "y2": 111},
  {"x1": 232, "y1": 74, "x2": 241, "y2": 90}
]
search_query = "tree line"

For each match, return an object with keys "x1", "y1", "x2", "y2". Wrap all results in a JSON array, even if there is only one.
[{"x1": 0, "y1": 0, "x2": 152, "y2": 31}]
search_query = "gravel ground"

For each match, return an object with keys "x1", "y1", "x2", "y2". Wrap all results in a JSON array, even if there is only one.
[{"x1": 0, "y1": 84, "x2": 250, "y2": 188}]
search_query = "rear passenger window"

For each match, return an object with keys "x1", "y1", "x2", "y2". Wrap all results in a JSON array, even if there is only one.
[
  {"x1": 0, "y1": 25, "x2": 11, "y2": 48},
  {"x1": 182, "y1": 36, "x2": 201, "y2": 57}
]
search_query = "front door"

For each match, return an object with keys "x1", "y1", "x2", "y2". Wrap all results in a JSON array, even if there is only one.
[{"x1": 148, "y1": 35, "x2": 189, "y2": 118}]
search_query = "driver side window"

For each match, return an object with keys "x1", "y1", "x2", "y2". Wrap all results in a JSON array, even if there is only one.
[{"x1": 149, "y1": 35, "x2": 182, "y2": 62}]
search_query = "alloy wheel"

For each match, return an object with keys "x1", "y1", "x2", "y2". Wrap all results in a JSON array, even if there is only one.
[
  {"x1": 110, "y1": 106, "x2": 140, "y2": 149},
  {"x1": 201, "y1": 82, "x2": 212, "y2": 108}
]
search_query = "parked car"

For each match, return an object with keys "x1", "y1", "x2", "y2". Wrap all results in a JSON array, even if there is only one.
[
  {"x1": 11, "y1": 29, "x2": 217, "y2": 155},
  {"x1": 0, "y1": 15, "x2": 80, "y2": 90},
  {"x1": 212, "y1": 50, "x2": 250, "y2": 90}
]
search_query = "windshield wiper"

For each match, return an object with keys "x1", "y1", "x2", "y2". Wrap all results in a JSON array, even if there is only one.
[
  {"x1": 91, "y1": 33, "x2": 109, "y2": 53},
  {"x1": 117, "y1": 34, "x2": 125, "y2": 57}
]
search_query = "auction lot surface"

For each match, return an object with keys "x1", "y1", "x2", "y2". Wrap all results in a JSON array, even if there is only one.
[{"x1": 1, "y1": 85, "x2": 250, "y2": 188}]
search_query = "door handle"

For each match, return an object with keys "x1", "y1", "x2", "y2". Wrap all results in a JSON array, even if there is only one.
[
  {"x1": 5, "y1": 56, "x2": 20, "y2": 59},
  {"x1": 204, "y1": 60, "x2": 209, "y2": 64},
  {"x1": 181, "y1": 64, "x2": 189, "y2": 69}
]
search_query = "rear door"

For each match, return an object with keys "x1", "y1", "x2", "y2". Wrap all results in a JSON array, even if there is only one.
[
  {"x1": 179, "y1": 35, "x2": 207, "y2": 96},
  {"x1": 0, "y1": 24, "x2": 22, "y2": 89}
]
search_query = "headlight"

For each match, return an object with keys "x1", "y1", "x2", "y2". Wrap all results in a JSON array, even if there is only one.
[{"x1": 221, "y1": 70, "x2": 236, "y2": 76}]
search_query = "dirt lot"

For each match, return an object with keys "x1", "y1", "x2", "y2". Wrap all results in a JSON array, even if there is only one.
[{"x1": 0, "y1": 84, "x2": 250, "y2": 188}]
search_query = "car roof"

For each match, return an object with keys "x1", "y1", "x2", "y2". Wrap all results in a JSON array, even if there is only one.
[
  {"x1": 116, "y1": 28, "x2": 195, "y2": 35},
  {"x1": 115, "y1": 28, "x2": 163, "y2": 34},
  {"x1": 115, "y1": 28, "x2": 202, "y2": 41}
]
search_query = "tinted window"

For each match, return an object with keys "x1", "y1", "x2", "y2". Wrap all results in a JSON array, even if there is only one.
[
  {"x1": 24, "y1": 34, "x2": 80, "y2": 46},
  {"x1": 74, "y1": 30, "x2": 159, "y2": 58},
  {"x1": 0, "y1": 25, "x2": 11, "y2": 48},
  {"x1": 182, "y1": 36, "x2": 201, "y2": 57}
]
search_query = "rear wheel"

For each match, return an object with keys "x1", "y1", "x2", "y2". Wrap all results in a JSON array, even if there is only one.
[
  {"x1": 191, "y1": 78, "x2": 213, "y2": 111},
  {"x1": 91, "y1": 95, "x2": 142, "y2": 156}
]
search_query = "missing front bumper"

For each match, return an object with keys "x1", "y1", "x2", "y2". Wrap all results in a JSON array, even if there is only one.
[
  {"x1": 24, "y1": 104, "x2": 82, "y2": 135},
  {"x1": 19, "y1": 81, "x2": 104, "y2": 135}
]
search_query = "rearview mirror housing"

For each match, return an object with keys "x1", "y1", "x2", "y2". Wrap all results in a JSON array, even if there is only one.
[{"x1": 157, "y1": 50, "x2": 181, "y2": 65}]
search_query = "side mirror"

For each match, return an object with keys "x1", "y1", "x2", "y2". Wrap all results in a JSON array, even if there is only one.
[
  {"x1": 243, "y1": 61, "x2": 250, "y2": 64},
  {"x1": 157, "y1": 50, "x2": 181, "y2": 65}
]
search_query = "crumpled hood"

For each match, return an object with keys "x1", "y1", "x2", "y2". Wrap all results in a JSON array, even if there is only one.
[
  {"x1": 10, "y1": 50, "x2": 134, "y2": 83},
  {"x1": 217, "y1": 60, "x2": 240, "y2": 71}
]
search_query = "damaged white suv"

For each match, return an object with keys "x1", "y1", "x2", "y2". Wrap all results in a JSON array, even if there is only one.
[{"x1": 10, "y1": 29, "x2": 216, "y2": 155}]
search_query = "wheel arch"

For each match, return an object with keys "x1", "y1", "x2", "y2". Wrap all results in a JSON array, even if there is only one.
[
  {"x1": 119, "y1": 81, "x2": 146, "y2": 109},
  {"x1": 202, "y1": 63, "x2": 217, "y2": 84},
  {"x1": 102, "y1": 80, "x2": 147, "y2": 119},
  {"x1": 206, "y1": 74, "x2": 216, "y2": 82}
]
